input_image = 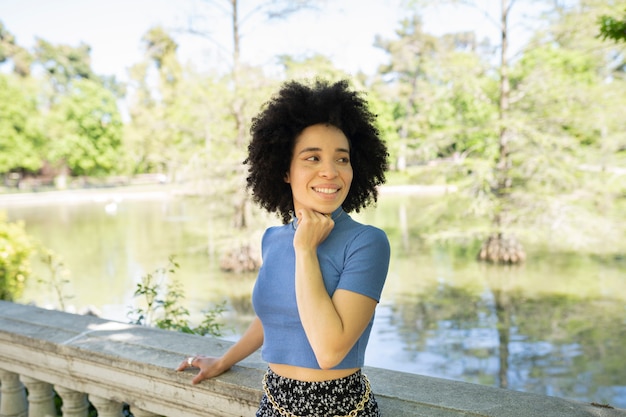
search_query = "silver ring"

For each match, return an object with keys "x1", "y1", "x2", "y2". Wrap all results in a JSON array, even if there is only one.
[{"x1": 187, "y1": 357, "x2": 194, "y2": 366}]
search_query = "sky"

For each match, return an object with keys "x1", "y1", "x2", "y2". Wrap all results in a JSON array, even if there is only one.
[{"x1": 0, "y1": 0, "x2": 510, "y2": 81}]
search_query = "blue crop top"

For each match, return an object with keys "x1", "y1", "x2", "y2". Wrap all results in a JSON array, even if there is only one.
[{"x1": 251, "y1": 208, "x2": 390, "y2": 369}]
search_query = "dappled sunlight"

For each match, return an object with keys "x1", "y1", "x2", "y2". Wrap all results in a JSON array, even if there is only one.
[
  {"x1": 60, "y1": 321, "x2": 146, "y2": 345},
  {"x1": 87, "y1": 321, "x2": 134, "y2": 332}
]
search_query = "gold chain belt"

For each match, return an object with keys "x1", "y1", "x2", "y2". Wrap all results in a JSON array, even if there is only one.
[{"x1": 262, "y1": 371, "x2": 372, "y2": 417}]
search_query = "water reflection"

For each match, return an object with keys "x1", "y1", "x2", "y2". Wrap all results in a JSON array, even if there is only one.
[
  {"x1": 369, "y1": 257, "x2": 626, "y2": 408},
  {"x1": 3, "y1": 191, "x2": 625, "y2": 408}
]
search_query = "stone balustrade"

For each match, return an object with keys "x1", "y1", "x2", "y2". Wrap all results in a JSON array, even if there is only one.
[{"x1": 1, "y1": 300, "x2": 624, "y2": 417}]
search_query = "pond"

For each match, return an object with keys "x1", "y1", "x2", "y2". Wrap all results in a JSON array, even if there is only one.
[{"x1": 3, "y1": 187, "x2": 626, "y2": 408}]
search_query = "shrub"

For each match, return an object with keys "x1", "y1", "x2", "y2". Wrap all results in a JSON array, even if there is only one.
[
  {"x1": 0, "y1": 212, "x2": 35, "y2": 301},
  {"x1": 127, "y1": 256, "x2": 227, "y2": 337}
]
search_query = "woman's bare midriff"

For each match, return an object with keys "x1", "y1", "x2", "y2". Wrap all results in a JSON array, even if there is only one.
[{"x1": 269, "y1": 363, "x2": 360, "y2": 382}]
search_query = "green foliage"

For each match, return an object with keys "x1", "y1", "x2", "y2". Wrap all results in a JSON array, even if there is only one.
[
  {"x1": 33, "y1": 38, "x2": 96, "y2": 93},
  {"x1": 0, "y1": 21, "x2": 15, "y2": 63},
  {"x1": 38, "y1": 249, "x2": 73, "y2": 311},
  {"x1": 128, "y1": 256, "x2": 226, "y2": 337},
  {"x1": 376, "y1": 1, "x2": 626, "y2": 255},
  {"x1": 1, "y1": 1, "x2": 624, "y2": 258},
  {"x1": 0, "y1": 212, "x2": 35, "y2": 301},
  {"x1": 425, "y1": 51, "x2": 498, "y2": 160},
  {"x1": 125, "y1": 27, "x2": 201, "y2": 176},
  {"x1": 1, "y1": 31, "x2": 126, "y2": 178},
  {"x1": 599, "y1": 9, "x2": 626, "y2": 43},
  {"x1": 46, "y1": 78, "x2": 124, "y2": 176},
  {"x1": 0, "y1": 21, "x2": 32, "y2": 76},
  {"x1": 364, "y1": 90, "x2": 400, "y2": 168},
  {"x1": 279, "y1": 53, "x2": 350, "y2": 81},
  {"x1": 374, "y1": 15, "x2": 499, "y2": 171},
  {"x1": 0, "y1": 74, "x2": 44, "y2": 173},
  {"x1": 141, "y1": 26, "x2": 180, "y2": 77}
]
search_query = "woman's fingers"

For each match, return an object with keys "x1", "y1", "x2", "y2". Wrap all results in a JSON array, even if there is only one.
[
  {"x1": 176, "y1": 355, "x2": 204, "y2": 371},
  {"x1": 294, "y1": 209, "x2": 334, "y2": 249},
  {"x1": 176, "y1": 356, "x2": 224, "y2": 385},
  {"x1": 176, "y1": 357, "x2": 191, "y2": 371},
  {"x1": 191, "y1": 370, "x2": 208, "y2": 385}
]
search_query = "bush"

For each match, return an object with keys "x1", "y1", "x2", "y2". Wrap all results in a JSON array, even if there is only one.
[
  {"x1": 0, "y1": 212, "x2": 35, "y2": 301},
  {"x1": 127, "y1": 256, "x2": 227, "y2": 337}
]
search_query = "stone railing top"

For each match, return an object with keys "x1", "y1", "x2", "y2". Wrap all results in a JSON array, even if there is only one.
[{"x1": 1, "y1": 300, "x2": 624, "y2": 417}]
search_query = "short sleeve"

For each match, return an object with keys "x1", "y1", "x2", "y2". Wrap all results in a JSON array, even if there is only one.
[{"x1": 336, "y1": 226, "x2": 390, "y2": 302}]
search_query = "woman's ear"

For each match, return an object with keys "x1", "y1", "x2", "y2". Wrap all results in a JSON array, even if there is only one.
[{"x1": 284, "y1": 172, "x2": 290, "y2": 183}]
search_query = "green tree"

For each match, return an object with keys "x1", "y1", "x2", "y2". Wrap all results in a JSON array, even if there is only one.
[
  {"x1": 377, "y1": 0, "x2": 626, "y2": 262},
  {"x1": 374, "y1": 15, "x2": 498, "y2": 179},
  {"x1": 394, "y1": 0, "x2": 557, "y2": 262},
  {"x1": 125, "y1": 27, "x2": 182, "y2": 175},
  {"x1": 35, "y1": 36, "x2": 125, "y2": 167},
  {"x1": 0, "y1": 21, "x2": 33, "y2": 77},
  {"x1": 33, "y1": 38, "x2": 97, "y2": 94},
  {"x1": 374, "y1": 16, "x2": 443, "y2": 171},
  {"x1": 0, "y1": 21, "x2": 14, "y2": 62},
  {"x1": 0, "y1": 74, "x2": 45, "y2": 174},
  {"x1": 380, "y1": 20, "x2": 497, "y2": 162},
  {"x1": 388, "y1": 0, "x2": 626, "y2": 259},
  {"x1": 505, "y1": 0, "x2": 626, "y2": 252},
  {"x1": 46, "y1": 78, "x2": 124, "y2": 176},
  {"x1": 125, "y1": 26, "x2": 273, "y2": 241}
]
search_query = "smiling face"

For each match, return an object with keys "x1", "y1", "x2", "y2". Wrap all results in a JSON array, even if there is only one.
[{"x1": 285, "y1": 124, "x2": 353, "y2": 215}]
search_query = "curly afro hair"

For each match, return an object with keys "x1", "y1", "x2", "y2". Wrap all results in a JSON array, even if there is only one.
[{"x1": 245, "y1": 79, "x2": 388, "y2": 224}]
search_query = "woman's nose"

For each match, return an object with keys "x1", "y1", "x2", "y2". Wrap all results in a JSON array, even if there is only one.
[{"x1": 319, "y1": 161, "x2": 338, "y2": 178}]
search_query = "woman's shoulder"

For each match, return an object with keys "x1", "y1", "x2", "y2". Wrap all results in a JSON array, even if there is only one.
[
  {"x1": 338, "y1": 216, "x2": 389, "y2": 254},
  {"x1": 261, "y1": 223, "x2": 293, "y2": 243},
  {"x1": 342, "y1": 215, "x2": 388, "y2": 239}
]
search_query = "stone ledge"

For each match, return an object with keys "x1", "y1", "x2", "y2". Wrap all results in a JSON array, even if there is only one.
[{"x1": 1, "y1": 301, "x2": 624, "y2": 416}]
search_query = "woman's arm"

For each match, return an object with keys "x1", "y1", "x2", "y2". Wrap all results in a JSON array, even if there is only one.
[
  {"x1": 293, "y1": 209, "x2": 379, "y2": 370},
  {"x1": 177, "y1": 316, "x2": 264, "y2": 384}
]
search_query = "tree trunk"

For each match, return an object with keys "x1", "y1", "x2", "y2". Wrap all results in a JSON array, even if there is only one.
[
  {"x1": 496, "y1": 0, "x2": 511, "y2": 199},
  {"x1": 478, "y1": 233, "x2": 526, "y2": 264},
  {"x1": 478, "y1": 0, "x2": 525, "y2": 264},
  {"x1": 231, "y1": 0, "x2": 241, "y2": 75},
  {"x1": 397, "y1": 73, "x2": 419, "y2": 171}
]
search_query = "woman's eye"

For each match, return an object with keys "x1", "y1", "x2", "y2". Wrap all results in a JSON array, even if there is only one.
[{"x1": 303, "y1": 155, "x2": 349, "y2": 163}]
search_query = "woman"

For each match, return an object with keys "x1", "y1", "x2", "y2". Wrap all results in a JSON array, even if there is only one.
[{"x1": 177, "y1": 79, "x2": 390, "y2": 416}]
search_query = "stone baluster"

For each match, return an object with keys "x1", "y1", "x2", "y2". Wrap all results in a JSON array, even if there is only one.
[
  {"x1": 130, "y1": 408, "x2": 160, "y2": 417},
  {"x1": 54, "y1": 386, "x2": 89, "y2": 417},
  {"x1": 19, "y1": 376, "x2": 55, "y2": 417},
  {"x1": 88, "y1": 395, "x2": 124, "y2": 417},
  {"x1": 0, "y1": 371, "x2": 27, "y2": 417}
]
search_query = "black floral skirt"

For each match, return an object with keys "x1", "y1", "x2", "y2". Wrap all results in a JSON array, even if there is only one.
[{"x1": 257, "y1": 368, "x2": 380, "y2": 417}]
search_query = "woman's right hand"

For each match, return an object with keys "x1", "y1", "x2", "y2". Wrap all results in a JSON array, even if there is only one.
[
  {"x1": 176, "y1": 316, "x2": 264, "y2": 385},
  {"x1": 176, "y1": 355, "x2": 230, "y2": 385},
  {"x1": 293, "y1": 208, "x2": 334, "y2": 251}
]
